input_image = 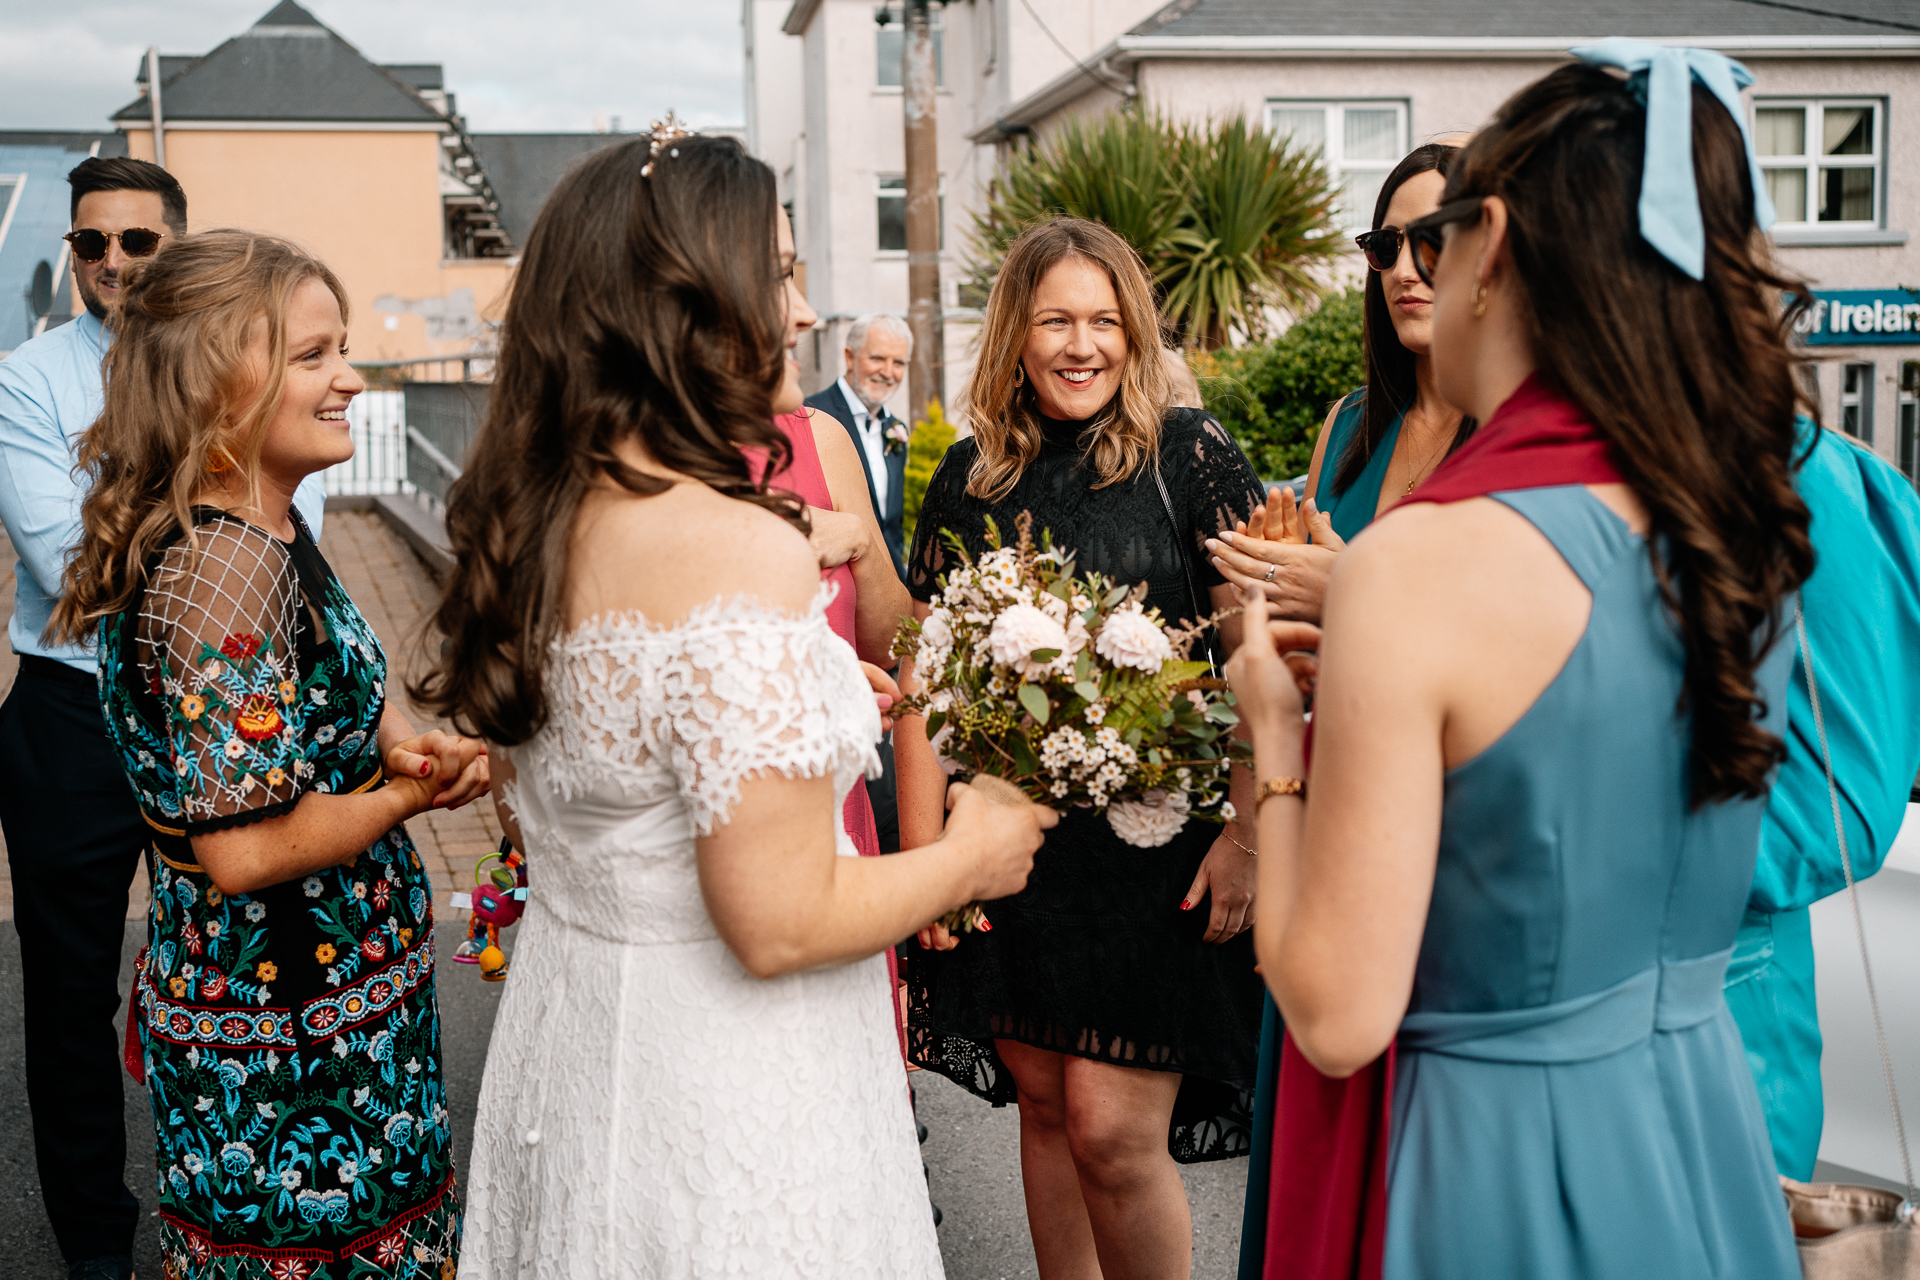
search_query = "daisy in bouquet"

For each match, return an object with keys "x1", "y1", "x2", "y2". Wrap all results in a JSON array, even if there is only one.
[{"x1": 893, "y1": 513, "x2": 1248, "y2": 930}]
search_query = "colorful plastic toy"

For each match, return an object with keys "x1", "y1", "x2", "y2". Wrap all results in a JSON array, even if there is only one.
[{"x1": 453, "y1": 839, "x2": 526, "y2": 982}]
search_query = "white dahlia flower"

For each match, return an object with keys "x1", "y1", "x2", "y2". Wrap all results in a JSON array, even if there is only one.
[
  {"x1": 918, "y1": 608, "x2": 954, "y2": 672},
  {"x1": 1095, "y1": 607, "x2": 1173, "y2": 672},
  {"x1": 1106, "y1": 789, "x2": 1191, "y2": 847},
  {"x1": 989, "y1": 603, "x2": 1069, "y2": 670}
]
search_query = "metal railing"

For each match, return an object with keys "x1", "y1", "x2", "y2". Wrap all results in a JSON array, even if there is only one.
[{"x1": 321, "y1": 356, "x2": 492, "y2": 501}]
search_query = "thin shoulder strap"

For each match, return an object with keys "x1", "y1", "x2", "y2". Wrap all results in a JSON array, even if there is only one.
[
  {"x1": 1798, "y1": 603, "x2": 1916, "y2": 1210},
  {"x1": 1151, "y1": 464, "x2": 1217, "y2": 679}
]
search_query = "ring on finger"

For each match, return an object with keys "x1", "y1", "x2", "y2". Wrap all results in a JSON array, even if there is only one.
[{"x1": 1263, "y1": 564, "x2": 1277, "y2": 582}]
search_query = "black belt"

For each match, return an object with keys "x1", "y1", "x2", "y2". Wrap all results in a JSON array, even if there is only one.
[{"x1": 16, "y1": 652, "x2": 98, "y2": 690}]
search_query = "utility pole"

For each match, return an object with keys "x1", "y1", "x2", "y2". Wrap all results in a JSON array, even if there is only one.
[{"x1": 902, "y1": 0, "x2": 943, "y2": 422}]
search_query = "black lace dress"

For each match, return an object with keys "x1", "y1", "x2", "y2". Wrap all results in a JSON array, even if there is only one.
[{"x1": 904, "y1": 407, "x2": 1267, "y2": 1162}]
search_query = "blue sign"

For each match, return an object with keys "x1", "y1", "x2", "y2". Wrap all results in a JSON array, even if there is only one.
[{"x1": 1794, "y1": 289, "x2": 1920, "y2": 346}]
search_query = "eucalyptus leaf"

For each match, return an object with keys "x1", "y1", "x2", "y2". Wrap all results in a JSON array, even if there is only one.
[
  {"x1": 1074, "y1": 681, "x2": 1102, "y2": 703},
  {"x1": 1018, "y1": 684, "x2": 1052, "y2": 725}
]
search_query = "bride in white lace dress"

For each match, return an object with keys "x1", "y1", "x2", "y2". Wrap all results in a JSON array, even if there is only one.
[{"x1": 416, "y1": 136, "x2": 1053, "y2": 1278}]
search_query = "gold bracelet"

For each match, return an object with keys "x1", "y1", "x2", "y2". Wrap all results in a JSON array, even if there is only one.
[
  {"x1": 1255, "y1": 776, "x2": 1306, "y2": 807},
  {"x1": 1221, "y1": 828, "x2": 1256, "y2": 856}
]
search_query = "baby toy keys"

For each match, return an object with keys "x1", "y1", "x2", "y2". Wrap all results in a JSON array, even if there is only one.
[{"x1": 452, "y1": 838, "x2": 526, "y2": 982}]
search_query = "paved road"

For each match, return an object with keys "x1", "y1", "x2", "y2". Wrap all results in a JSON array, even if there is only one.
[
  {"x1": 0, "y1": 512, "x2": 1248, "y2": 1276},
  {"x1": 0, "y1": 915, "x2": 1245, "y2": 1277}
]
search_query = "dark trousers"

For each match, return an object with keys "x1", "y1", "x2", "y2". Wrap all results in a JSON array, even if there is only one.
[
  {"x1": 0, "y1": 656, "x2": 145, "y2": 1260},
  {"x1": 871, "y1": 736, "x2": 900, "y2": 854}
]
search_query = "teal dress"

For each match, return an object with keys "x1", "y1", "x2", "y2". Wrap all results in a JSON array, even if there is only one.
[
  {"x1": 1381, "y1": 485, "x2": 1797, "y2": 1275},
  {"x1": 1725, "y1": 423, "x2": 1920, "y2": 1178},
  {"x1": 1239, "y1": 390, "x2": 1397, "y2": 1276},
  {"x1": 99, "y1": 510, "x2": 458, "y2": 1277}
]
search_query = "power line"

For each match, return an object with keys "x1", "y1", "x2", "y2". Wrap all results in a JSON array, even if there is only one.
[
  {"x1": 1724, "y1": 0, "x2": 1920, "y2": 35},
  {"x1": 1017, "y1": 0, "x2": 1133, "y2": 100}
]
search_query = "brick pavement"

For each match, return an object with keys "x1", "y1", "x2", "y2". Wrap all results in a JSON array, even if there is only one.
[{"x1": 0, "y1": 508, "x2": 502, "y2": 922}]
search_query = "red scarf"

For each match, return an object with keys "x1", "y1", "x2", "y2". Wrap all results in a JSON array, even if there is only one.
[{"x1": 1263, "y1": 374, "x2": 1622, "y2": 1280}]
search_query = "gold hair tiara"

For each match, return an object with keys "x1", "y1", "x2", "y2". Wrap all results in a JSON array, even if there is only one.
[{"x1": 641, "y1": 112, "x2": 694, "y2": 178}]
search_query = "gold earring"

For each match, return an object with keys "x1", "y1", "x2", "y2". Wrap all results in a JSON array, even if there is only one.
[
  {"x1": 1471, "y1": 284, "x2": 1489, "y2": 318},
  {"x1": 205, "y1": 447, "x2": 235, "y2": 475},
  {"x1": 1012, "y1": 364, "x2": 1025, "y2": 388}
]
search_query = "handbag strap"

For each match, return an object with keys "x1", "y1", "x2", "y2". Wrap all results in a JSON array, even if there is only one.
[
  {"x1": 1151, "y1": 466, "x2": 1218, "y2": 678},
  {"x1": 1797, "y1": 602, "x2": 1916, "y2": 1211}
]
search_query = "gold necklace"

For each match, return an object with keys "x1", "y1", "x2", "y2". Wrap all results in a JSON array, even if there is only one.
[{"x1": 1400, "y1": 427, "x2": 1451, "y2": 496}]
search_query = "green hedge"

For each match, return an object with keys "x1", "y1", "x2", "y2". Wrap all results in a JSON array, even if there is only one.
[{"x1": 1193, "y1": 287, "x2": 1366, "y2": 482}]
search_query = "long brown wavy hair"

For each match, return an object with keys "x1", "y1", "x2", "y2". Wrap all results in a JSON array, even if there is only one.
[
  {"x1": 1332, "y1": 143, "x2": 1478, "y2": 494},
  {"x1": 966, "y1": 217, "x2": 1173, "y2": 501},
  {"x1": 51, "y1": 230, "x2": 347, "y2": 643},
  {"x1": 1452, "y1": 63, "x2": 1814, "y2": 805},
  {"x1": 409, "y1": 135, "x2": 805, "y2": 746}
]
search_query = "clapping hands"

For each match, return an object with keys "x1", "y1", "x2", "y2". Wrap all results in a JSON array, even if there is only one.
[
  {"x1": 1204, "y1": 485, "x2": 1345, "y2": 623},
  {"x1": 1224, "y1": 584, "x2": 1322, "y2": 732}
]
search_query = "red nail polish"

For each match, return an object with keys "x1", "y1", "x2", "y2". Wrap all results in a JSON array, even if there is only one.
[
  {"x1": 420, "y1": 761, "x2": 431, "y2": 775},
  {"x1": 1180, "y1": 899, "x2": 1192, "y2": 910}
]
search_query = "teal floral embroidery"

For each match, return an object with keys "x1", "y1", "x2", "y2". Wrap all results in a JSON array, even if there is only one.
[{"x1": 98, "y1": 513, "x2": 458, "y2": 1275}]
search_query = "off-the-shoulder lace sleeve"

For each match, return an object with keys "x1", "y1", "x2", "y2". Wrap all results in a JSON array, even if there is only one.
[
  {"x1": 136, "y1": 518, "x2": 309, "y2": 832},
  {"x1": 545, "y1": 593, "x2": 882, "y2": 835}
]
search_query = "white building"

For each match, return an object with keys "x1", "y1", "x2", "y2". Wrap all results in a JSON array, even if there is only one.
[{"x1": 746, "y1": 0, "x2": 1920, "y2": 479}]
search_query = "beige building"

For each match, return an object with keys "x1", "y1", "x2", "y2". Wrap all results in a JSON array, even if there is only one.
[
  {"x1": 114, "y1": 0, "x2": 518, "y2": 364},
  {"x1": 750, "y1": 0, "x2": 1920, "y2": 480},
  {"x1": 747, "y1": 0, "x2": 1170, "y2": 414}
]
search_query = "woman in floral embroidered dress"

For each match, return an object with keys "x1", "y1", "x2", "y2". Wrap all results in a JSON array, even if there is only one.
[{"x1": 51, "y1": 232, "x2": 489, "y2": 1279}]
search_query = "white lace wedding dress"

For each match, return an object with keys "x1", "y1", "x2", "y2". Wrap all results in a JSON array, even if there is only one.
[{"x1": 457, "y1": 591, "x2": 943, "y2": 1279}]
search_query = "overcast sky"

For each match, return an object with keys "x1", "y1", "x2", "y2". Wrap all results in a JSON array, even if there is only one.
[{"x1": 0, "y1": 0, "x2": 746, "y2": 133}]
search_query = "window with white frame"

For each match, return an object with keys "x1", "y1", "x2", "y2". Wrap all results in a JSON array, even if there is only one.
[
  {"x1": 0, "y1": 175, "x2": 23, "y2": 257},
  {"x1": 1753, "y1": 100, "x2": 1882, "y2": 226},
  {"x1": 877, "y1": 175, "x2": 944, "y2": 252},
  {"x1": 1899, "y1": 361, "x2": 1919, "y2": 489},
  {"x1": 1267, "y1": 101, "x2": 1407, "y2": 230},
  {"x1": 1841, "y1": 362, "x2": 1875, "y2": 444},
  {"x1": 876, "y1": 6, "x2": 944, "y2": 89}
]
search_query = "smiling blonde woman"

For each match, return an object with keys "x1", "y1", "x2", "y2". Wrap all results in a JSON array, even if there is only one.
[{"x1": 896, "y1": 216, "x2": 1267, "y2": 1280}]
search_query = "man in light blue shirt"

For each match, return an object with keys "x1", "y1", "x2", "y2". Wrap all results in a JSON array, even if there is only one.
[{"x1": 0, "y1": 156, "x2": 323, "y2": 1280}]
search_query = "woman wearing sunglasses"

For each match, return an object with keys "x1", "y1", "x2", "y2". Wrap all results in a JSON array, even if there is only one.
[
  {"x1": 1229, "y1": 44, "x2": 1807, "y2": 1278},
  {"x1": 1205, "y1": 142, "x2": 1474, "y2": 625},
  {"x1": 1220, "y1": 140, "x2": 1474, "y2": 1279}
]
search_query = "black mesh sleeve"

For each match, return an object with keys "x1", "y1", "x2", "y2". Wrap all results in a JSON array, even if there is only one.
[
  {"x1": 1174, "y1": 410, "x2": 1266, "y2": 591},
  {"x1": 906, "y1": 442, "x2": 979, "y2": 603}
]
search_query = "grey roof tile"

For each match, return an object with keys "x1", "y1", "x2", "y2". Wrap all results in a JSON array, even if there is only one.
[
  {"x1": 467, "y1": 134, "x2": 630, "y2": 247},
  {"x1": 1128, "y1": 0, "x2": 1920, "y2": 39},
  {"x1": 111, "y1": 1, "x2": 444, "y2": 124},
  {"x1": 0, "y1": 131, "x2": 127, "y2": 157}
]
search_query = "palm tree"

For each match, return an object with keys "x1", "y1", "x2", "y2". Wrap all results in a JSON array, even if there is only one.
[{"x1": 965, "y1": 110, "x2": 1343, "y2": 349}]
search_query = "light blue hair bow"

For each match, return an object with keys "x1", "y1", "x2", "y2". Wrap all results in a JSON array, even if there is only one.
[{"x1": 1570, "y1": 38, "x2": 1776, "y2": 280}]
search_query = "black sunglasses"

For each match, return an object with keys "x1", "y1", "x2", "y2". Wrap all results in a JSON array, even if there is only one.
[
  {"x1": 63, "y1": 227, "x2": 167, "y2": 263},
  {"x1": 1403, "y1": 197, "x2": 1486, "y2": 288},
  {"x1": 1353, "y1": 226, "x2": 1407, "y2": 273}
]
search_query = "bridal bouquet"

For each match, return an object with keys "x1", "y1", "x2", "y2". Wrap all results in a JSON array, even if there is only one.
[{"x1": 894, "y1": 514, "x2": 1247, "y2": 929}]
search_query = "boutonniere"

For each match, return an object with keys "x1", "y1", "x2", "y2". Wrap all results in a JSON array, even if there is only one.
[{"x1": 884, "y1": 420, "x2": 912, "y2": 456}]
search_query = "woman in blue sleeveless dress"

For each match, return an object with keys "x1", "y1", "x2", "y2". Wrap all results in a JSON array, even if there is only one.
[
  {"x1": 1228, "y1": 51, "x2": 1809, "y2": 1277},
  {"x1": 1204, "y1": 142, "x2": 1476, "y2": 1275}
]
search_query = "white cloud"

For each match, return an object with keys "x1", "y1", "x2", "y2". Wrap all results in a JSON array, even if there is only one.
[{"x1": 0, "y1": 0, "x2": 745, "y2": 132}]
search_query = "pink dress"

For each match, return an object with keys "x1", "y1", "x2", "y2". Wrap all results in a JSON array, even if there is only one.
[{"x1": 749, "y1": 412, "x2": 905, "y2": 1054}]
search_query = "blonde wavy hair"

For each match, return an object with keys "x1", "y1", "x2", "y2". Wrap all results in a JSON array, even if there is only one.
[
  {"x1": 51, "y1": 230, "x2": 347, "y2": 643},
  {"x1": 966, "y1": 216, "x2": 1173, "y2": 501}
]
